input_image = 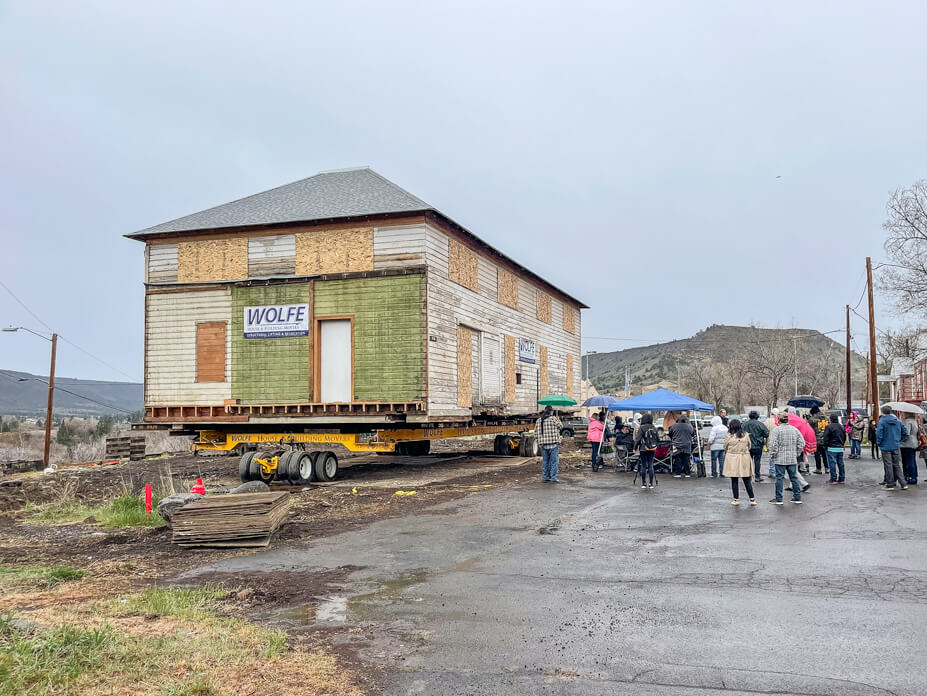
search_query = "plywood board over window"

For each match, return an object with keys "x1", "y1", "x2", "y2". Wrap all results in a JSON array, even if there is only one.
[
  {"x1": 295, "y1": 228, "x2": 374, "y2": 275},
  {"x1": 457, "y1": 326, "x2": 473, "y2": 407},
  {"x1": 566, "y1": 354, "x2": 574, "y2": 398},
  {"x1": 448, "y1": 240, "x2": 478, "y2": 292},
  {"x1": 537, "y1": 292, "x2": 552, "y2": 323},
  {"x1": 196, "y1": 322, "x2": 227, "y2": 383},
  {"x1": 178, "y1": 238, "x2": 248, "y2": 283},
  {"x1": 504, "y1": 334, "x2": 516, "y2": 403},
  {"x1": 498, "y1": 269, "x2": 518, "y2": 309},
  {"x1": 539, "y1": 345, "x2": 549, "y2": 397},
  {"x1": 562, "y1": 304, "x2": 576, "y2": 334}
]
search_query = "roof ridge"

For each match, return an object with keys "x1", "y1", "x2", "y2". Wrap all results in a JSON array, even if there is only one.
[{"x1": 363, "y1": 167, "x2": 432, "y2": 208}]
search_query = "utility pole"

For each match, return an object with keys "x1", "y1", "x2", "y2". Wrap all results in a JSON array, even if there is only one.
[
  {"x1": 867, "y1": 257, "x2": 879, "y2": 416},
  {"x1": 44, "y1": 333, "x2": 57, "y2": 470},
  {"x1": 845, "y1": 305, "x2": 851, "y2": 413}
]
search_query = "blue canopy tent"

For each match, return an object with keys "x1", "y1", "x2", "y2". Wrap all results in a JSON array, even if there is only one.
[{"x1": 606, "y1": 388, "x2": 714, "y2": 412}]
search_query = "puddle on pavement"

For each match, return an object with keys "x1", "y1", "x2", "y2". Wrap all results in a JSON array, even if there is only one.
[
  {"x1": 316, "y1": 594, "x2": 348, "y2": 622},
  {"x1": 348, "y1": 568, "x2": 430, "y2": 620}
]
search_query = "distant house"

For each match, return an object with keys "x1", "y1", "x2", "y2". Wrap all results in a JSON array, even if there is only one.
[{"x1": 890, "y1": 357, "x2": 918, "y2": 403}]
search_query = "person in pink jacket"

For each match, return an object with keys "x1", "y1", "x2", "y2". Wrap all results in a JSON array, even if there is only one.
[
  {"x1": 588, "y1": 413, "x2": 606, "y2": 472},
  {"x1": 784, "y1": 410, "x2": 815, "y2": 489}
]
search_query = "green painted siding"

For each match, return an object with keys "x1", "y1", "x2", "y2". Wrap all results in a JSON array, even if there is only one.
[
  {"x1": 231, "y1": 284, "x2": 310, "y2": 403},
  {"x1": 314, "y1": 274, "x2": 425, "y2": 401}
]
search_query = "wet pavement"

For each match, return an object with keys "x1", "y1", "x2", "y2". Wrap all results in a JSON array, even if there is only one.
[{"x1": 182, "y1": 455, "x2": 927, "y2": 695}]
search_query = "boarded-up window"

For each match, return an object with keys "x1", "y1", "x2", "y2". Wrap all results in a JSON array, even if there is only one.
[
  {"x1": 537, "y1": 292, "x2": 552, "y2": 323},
  {"x1": 457, "y1": 325, "x2": 473, "y2": 407},
  {"x1": 295, "y1": 228, "x2": 374, "y2": 275},
  {"x1": 196, "y1": 322, "x2": 227, "y2": 383},
  {"x1": 178, "y1": 238, "x2": 248, "y2": 283},
  {"x1": 147, "y1": 243, "x2": 178, "y2": 283},
  {"x1": 539, "y1": 345, "x2": 549, "y2": 397},
  {"x1": 248, "y1": 234, "x2": 296, "y2": 277},
  {"x1": 566, "y1": 354, "x2": 574, "y2": 398},
  {"x1": 562, "y1": 304, "x2": 576, "y2": 334},
  {"x1": 448, "y1": 240, "x2": 478, "y2": 292},
  {"x1": 504, "y1": 335, "x2": 516, "y2": 403},
  {"x1": 498, "y1": 269, "x2": 518, "y2": 309}
]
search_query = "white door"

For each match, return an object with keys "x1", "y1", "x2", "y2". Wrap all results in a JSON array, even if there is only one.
[
  {"x1": 480, "y1": 333, "x2": 502, "y2": 403},
  {"x1": 320, "y1": 319, "x2": 352, "y2": 402}
]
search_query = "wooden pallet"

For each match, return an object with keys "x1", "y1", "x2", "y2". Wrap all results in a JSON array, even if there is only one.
[{"x1": 170, "y1": 492, "x2": 290, "y2": 548}]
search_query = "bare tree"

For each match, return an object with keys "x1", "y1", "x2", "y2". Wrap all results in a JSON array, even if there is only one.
[
  {"x1": 691, "y1": 357, "x2": 729, "y2": 411},
  {"x1": 740, "y1": 326, "x2": 794, "y2": 411},
  {"x1": 881, "y1": 180, "x2": 927, "y2": 318}
]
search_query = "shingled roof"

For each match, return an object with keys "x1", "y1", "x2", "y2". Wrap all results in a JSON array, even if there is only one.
[
  {"x1": 127, "y1": 167, "x2": 431, "y2": 238},
  {"x1": 127, "y1": 167, "x2": 587, "y2": 307}
]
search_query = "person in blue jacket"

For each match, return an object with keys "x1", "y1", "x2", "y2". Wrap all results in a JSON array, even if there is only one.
[{"x1": 876, "y1": 405, "x2": 908, "y2": 491}]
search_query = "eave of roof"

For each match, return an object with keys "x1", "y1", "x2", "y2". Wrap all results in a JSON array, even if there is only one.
[{"x1": 126, "y1": 168, "x2": 588, "y2": 308}]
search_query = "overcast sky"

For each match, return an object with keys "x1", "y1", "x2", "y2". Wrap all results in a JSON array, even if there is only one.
[{"x1": 2, "y1": 1, "x2": 925, "y2": 383}]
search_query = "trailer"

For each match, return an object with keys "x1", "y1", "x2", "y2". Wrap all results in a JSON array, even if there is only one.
[
  {"x1": 189, "y1": 422, "x2": 541, "y2": 484},
  {"x1": 127, "y1": 168, "x2": 585, "y2": 481}
]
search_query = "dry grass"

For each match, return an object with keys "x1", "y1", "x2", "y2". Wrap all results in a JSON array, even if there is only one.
[{"x1": 0, "y1": 569, "x2": 364, "y2": 696}]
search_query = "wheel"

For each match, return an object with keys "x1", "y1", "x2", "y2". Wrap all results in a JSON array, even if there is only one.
[
  {"x1": 253, "y1": 451, "x2": 278, "y2": 484},
  {"x1": 407, "y1": 440, "x2": 431, "y2": 456},
  {"x1": 493, "y1": 434, "x2": 506, "y2": 454},
  {"x1": 517, "y1": 436, "x2": 527, "y2": 457},
  {"x1": 238, "y1": 451, "x2": 256, "y2": 483},
  {"x1": 313, "y1": 451, "x2": 339, "y2": 482},
  {"x1": 502, "y1": 436, "x2": 516, "y2": 456},
  {"x1": 560, "y1": 428, "x2": 574, "y2": 438},
  {"x1": 288, "y1": 451, "x2": 314, "y2": 485},
  {"x1": 523, "y1": 435, "x2": 539, "y2": 457}
]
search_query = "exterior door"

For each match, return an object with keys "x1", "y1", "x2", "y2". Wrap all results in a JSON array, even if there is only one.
[
  {"x1": 480, "y1": 333, "x2": 502, "y2": 404},
  {"x1": 320, "y1": 319, "x2": 352, "y2": 402}
]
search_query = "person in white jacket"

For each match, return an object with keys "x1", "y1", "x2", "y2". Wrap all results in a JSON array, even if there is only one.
[{"x1": 708, "y1": 415, "x2": 729, "y2": 477}]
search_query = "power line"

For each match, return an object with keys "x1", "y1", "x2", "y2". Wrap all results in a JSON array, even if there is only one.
[
  {"x1": 0, "y1": 281, "x2": 54, "y2": 333},
  {"x1": 0, "y1": 370, "x2": 136, "y2": 414},
  {"x1": 1, "y1": 280, "x2": 140, "y2": 382}
]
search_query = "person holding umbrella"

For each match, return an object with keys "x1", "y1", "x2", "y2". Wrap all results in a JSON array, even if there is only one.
[
  {"x1": 587, "y1": 412, "x2": 606, "y2": 472},
  {"x1": 535, "y1": 405, "x2": 563, "y2": 483}
]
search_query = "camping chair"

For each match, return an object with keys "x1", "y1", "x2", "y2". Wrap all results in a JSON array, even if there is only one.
[
  {"x1": 613, "y1": 445, "x2": 637, "y2": 472},
  {"x1": 653, "y1": 443, "x2": 673, "y2": 473}
]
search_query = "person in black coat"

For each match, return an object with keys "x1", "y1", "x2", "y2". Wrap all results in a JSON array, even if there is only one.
[{"x1": 822, "y1": 414, "x2": 848, "y2": 484}]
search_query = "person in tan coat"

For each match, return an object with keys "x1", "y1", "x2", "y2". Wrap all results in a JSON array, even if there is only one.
[{"x1": 723, "y1": 419, "x2": 756, "y2": 505}]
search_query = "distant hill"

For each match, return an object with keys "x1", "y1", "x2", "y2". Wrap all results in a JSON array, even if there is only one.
[
  {"x1": 0, "y1": 370, "x2": 142, "y2": 417},
  {"x1": 586, "y1": 324, "x2": 867, "y2": 398}
]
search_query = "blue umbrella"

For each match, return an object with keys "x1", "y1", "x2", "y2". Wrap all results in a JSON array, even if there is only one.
[{"x1": 582, "y1": 395, "x2": 619, "y2": 408}]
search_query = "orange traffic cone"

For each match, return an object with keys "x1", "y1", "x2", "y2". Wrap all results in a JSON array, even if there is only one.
[{"x1": 190, "y1": 477, "x2": 206, "y2": 495}]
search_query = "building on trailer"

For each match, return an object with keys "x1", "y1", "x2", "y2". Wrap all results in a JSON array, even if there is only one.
[{"x1": 127, "y1": 168, "x2": 586, "y2": 429}]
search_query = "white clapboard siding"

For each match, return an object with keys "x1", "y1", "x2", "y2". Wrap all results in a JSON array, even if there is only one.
[
  {"x1": 248, "y1": 234, "x2": 296, "y2": 277},
  {"x1": 147, "y1": 243, "x2": 178, "y2": 283},
  {"x1": 423, "y1": 223, "x2": 581, "y2": 417},
  {"x1": 146, "y1": 289, "x2": 232, "y2": 405},
  {"x1": 373, "y1": 224, "x2": 427, "y2": 269}
]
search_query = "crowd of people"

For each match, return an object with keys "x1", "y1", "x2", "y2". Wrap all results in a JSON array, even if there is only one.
[{"x1": 533, "y1": 402, "x2": 927, "y2": 503}]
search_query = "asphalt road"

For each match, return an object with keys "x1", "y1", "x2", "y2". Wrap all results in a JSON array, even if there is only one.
[{"x1": 184, "y1": 455, "x2": 927, "y2": 695}]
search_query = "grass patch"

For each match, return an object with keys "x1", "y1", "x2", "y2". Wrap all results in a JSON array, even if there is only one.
[
  {"x1": 0, "y1": 565, "x2": 86, "y2": 590},
  {"x1": 124, "y1": 586, "x2": 227, "y2": 620},
  {"x1": 27, "y1": 494, "x2": 165, "y2": 528},
  {"x1": 0, "y1": 616, "x2": 114, "y2": 696}
]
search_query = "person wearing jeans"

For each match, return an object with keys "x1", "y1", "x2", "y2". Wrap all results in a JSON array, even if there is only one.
[
  {"x1": 708, "y1": 416, "x2": 728, "y2": 477},
  {"x1": 638, "y1": 449, "x2": 656, "y2": 488},
  {"x1": 822, "y1": 414, "x2": 847, "y2": 484},
  {"x1": 535, "y1": 406, "x2": 562, "y2": 483},
  {"x1": 876, "y1": 405, "x2": 908, "y2": 491},
  {"x1": 767, "y1": 411, "x2": 806, "y2": 504},
  {"x1": 633, "y1": 413, "x2": 659, "y2": 489},
  {"x1": 743, "y1": 411, "x2": 769, "y2": 483},
  {"x1": 587, "y1": 413, "x2": 605, "y2": 472},
  {"x1": 848, "y1": 412, "x2": 865, "y2": 459}
]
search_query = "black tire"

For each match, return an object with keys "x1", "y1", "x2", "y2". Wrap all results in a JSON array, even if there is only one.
[
  {"x1": 561, "y1": 428, "x2": 574, "y2": 438},
  {"x1": 288, "y1": 451, "x2": 314, "y2": 485},
  {"x1": 493, "y1": 435, "x2": 505, "y2": 455},
  {"x1": 502, "y1": 436, "x2": 516, "y2": 456},
  {"x1": 524, "y1": 435, "x2": 539, "y2": 457},
  {"x1": 238, "y1": 451, "x2": 256, "y2": 483},
  {"x1": 408, "y1": 440, "x2": 431, "y2": 456},
  {"x1": 517, "y1": 436, "x2": 527, "y2": 457},
  {"x1": 314, "y1": 451, "x2": 339, "y2": 482},
  {"x1": 254, "y1": 451, "x2": 279, "y2": 484}
]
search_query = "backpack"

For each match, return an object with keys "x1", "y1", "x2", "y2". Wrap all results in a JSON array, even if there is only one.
[{"x1": 641, "y1": 425, "x2": 659, "y2": 452}]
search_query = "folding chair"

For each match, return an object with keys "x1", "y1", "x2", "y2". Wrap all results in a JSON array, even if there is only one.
[{"x1": 653, "y1": 443, "x2": 673, "y2": 473}]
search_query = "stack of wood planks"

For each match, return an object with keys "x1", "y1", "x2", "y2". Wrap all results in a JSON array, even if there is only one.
[
  {"x1": 170, "y1": 492, "x2": 289, "y2": 547},
  {"x1": 104, "y1": 435, "x2": 146, "y2": 461}
]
